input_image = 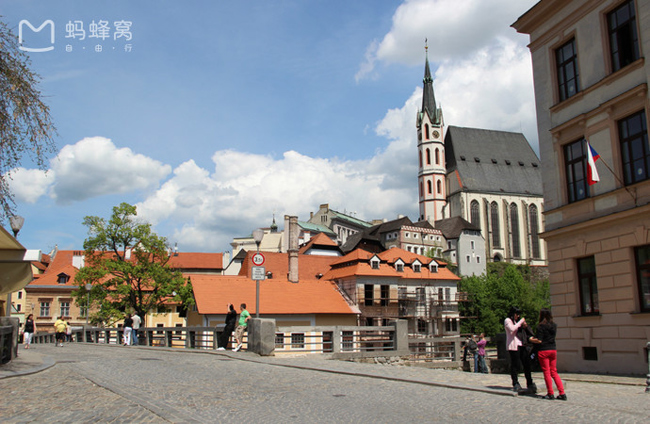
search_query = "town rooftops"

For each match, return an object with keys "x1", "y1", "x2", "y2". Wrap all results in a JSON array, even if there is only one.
[
  {"x1": 169, "y1": 252, "x2": 223, "y2": 271},
  {"x1": 435, "y1": 216, "x2": 480, "y2": 240},
  {"x1": 238, "y1": 250, "x2": 339, "y2": 281}
]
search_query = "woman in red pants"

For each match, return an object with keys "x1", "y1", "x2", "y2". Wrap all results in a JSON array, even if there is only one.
[{"x1": 532, "y1": 308, "x2": 567, "y2": 400}]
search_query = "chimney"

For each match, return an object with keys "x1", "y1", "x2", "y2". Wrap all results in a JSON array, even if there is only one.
[
  {"x1": 72, "y1": 251, "x2": 85, "y2": 268},
  {"x1": 287, "y1": 215, "x2": 299, "y2": 283}
]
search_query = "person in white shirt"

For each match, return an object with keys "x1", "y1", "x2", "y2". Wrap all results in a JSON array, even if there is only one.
[{"x1": 131, "y1": 312, "x2": 142, "y2": 346}]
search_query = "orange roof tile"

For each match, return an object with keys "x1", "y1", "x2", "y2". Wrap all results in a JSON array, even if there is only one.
[
  {"x1": 299, "y1": 232, "x2": 339, "y2": 254},
  {"x1": 239, "y1": 251, "x2": 338, "y2": 281},
  {"x1": 322, "y1": 247, "x2": 459, "y2": 282},
  {"x1": 190, "y1": 274, "x2": 357, "y2": 315},
  {"x1": 169, "y1": 252, "x2": 223, "y2": 270}
]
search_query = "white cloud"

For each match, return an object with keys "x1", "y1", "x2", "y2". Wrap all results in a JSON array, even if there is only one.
[
  {"x1": 8, "y1": 168, "x2": 54, "y2": 203},
  {"x1": 136, "y1": 139, "x2": 421, "y2": 251},
  {"x1": 49, "y1": 137, "x2": 172, "y2": 204},
  {"x1": 357, "y1": 0, "x2": 539, "y2": 151}
]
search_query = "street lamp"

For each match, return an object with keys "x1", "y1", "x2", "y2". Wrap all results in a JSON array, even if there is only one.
[
  {"x1": 6, "y1": 215, "x2": 25, "y2": 316},
  {"x1": 85, "y1": 284, "x2": 92, "y2": 325},
  {"x1": 252, "y1": 228, "x2": 264, "y2": 318}
]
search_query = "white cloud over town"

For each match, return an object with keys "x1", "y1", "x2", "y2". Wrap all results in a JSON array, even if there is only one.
[
  {"x1": 9, "y1": 0, "x2": 540, "y2": 253},
  {"x1": 47, "y1": 137, "x2": 172, "y2": 204}
]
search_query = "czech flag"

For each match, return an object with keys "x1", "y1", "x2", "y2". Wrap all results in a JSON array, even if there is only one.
[{"x1": 586, "y1": 140, "x2": 600, "y2": 185}]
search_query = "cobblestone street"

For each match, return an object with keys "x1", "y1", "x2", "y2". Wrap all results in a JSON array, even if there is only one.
[{"x1": 1, "y1": 344, "x2": 648, "y2": 423}]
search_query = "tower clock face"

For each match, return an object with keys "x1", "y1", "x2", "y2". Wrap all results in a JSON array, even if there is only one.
[{"x1": 432, "y1": 130, "x2": 440, "y2": 138}]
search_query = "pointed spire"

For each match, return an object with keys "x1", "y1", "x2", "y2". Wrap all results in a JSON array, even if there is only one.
[{"x1": 421, "y1": 39, "x2": 440, "y2": 125}]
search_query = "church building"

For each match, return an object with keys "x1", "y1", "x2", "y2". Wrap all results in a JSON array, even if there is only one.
[{"x1": 417, "y1": 47, "x2": 547, "y2": 267}]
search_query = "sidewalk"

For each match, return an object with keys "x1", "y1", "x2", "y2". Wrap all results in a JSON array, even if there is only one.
[
  {"x1": 1, "y1": 344, "x2": 646, "y2": 393},
  {"x1": 0, "y1": 347, "x2": 55, "y2": 379}
]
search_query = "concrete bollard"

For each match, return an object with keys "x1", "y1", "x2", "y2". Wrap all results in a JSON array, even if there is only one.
[{"x1": 248, "y1": 318, "x2": 276, "y2": 356}]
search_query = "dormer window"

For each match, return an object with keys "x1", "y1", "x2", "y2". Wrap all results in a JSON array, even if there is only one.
[
  {"x1": 57, "y1": 273, "x2": 70, "y2": 285},
  {"x1": 395, "y1": 259, "x2": 405, "y2": 272},
  {"x1": 429, "y1": 263, "x2": 438, "y2": 273},
  {"x1": 371, "y1": 257, "x2": 380, "y2": 270},
  {"x1": 413, "y1": 264, "x2": 421, "y2": 273}
]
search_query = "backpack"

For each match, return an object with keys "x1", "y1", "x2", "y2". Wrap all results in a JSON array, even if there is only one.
[{"x1": 467, "y1": 339, "x2": 478, "y2": 352}]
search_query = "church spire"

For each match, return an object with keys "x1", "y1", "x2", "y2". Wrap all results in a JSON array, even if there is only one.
[{"x1": 421, "y1": 39, "x2": 440, "y2": 125}]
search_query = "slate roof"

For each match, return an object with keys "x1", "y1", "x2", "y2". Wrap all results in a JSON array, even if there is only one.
[
  {"x1": 444, "y1": 126, "x2": 542, "y2": 196},
  {"x1": 434, "y1": 216, "x2": 480, "y2": 240}
]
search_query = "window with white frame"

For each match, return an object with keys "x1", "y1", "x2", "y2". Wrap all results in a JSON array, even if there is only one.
[
  {"x1": 275, "y1": 333, "x2": 285, "y2": 348},
  {"x1": 291, "y1": 333, "x2": 305, "y2": 349},
  {"x1": 40, "y1": 301, "x2": 50, "y2": 317},
  {"x1": 60, "y1": 301, "x2": 70, "y2": 317}
]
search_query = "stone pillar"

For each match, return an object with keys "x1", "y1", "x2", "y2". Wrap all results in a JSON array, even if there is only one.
[
  {"x1": 248, "y1": 318, "x2": 276, "y2": 356},
  {"x1": 287, "y1": 215, "x2": 299, "y2": 283},
  {"x1": 390, "y1": 319, "x2": 410, "y2": 355}
]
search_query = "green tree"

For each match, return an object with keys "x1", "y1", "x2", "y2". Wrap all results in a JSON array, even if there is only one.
[
  {"x1": 0, "y1": 20, "x2": 56, "y2": 220},
  {"x1": 74, "y1": 203, "x2": 194, "y2": 326},
  {"x1": 458, "y1": 263, "x2": 550, "y2": 337}
]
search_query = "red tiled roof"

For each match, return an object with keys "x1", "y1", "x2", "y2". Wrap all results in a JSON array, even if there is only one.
[
  {"x1": 299, "y1": 232, "x2": 338, "y2": 254},
  {"x1": 169, "y1": 252, "x2": 223, "y2": 270},
  {"x1": 239, "y1": 251, "x2": 338, "y2": 281},
  {"x1": 190, "y1": 274, "x2": 357, "y2": 315},
  {"x1": 322, "y1": 247, "x2": 459, "y2": 281}
]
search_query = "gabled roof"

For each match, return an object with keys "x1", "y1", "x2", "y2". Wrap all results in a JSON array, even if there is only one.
[
  {"x1": 324, "y1": 247, "x2": 459, "y2": 281},
  {"x1": 330, "y1": 210, "x2": 373, "y2": 229},
  {"x1": 445, "y1": 126, "x2": 542, "y2": 196},
  {"x1": 299, "y1": 232, "x2": 340, "y2": 254},
  {"x1": 435, "y1": 216, "x2": 480, "y2": 240},
  {"x1": 190, "y1": 274, "x2": 358, "y2": 315},
  {"x1": 239, "y1": 251, "x2": 338, "y2": 281},
  {"x1": 169, "y1": 252, "x2": 223, "y2": 271},
  {"x1": 27, "y1": 250, "x2": 79, "y2": 287}
]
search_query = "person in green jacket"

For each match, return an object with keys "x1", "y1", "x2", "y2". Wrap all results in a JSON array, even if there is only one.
[{"x1": 233, "y1": 303, "x2": 250, "y2": 352}]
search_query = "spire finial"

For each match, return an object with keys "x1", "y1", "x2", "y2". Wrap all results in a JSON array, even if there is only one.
[{"x1": 425, "y1": 38, "x2": 428, "y2": 56}]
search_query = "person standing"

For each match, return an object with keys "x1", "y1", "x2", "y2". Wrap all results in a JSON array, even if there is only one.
[
  {"x1": 217, "y1": 304, "x2": 237, "y2": 351},
  {"x1": 233, "y1": 303, "x2": 250, "y2": 352},
  {"x1": 131, "y1": 312, "x2": 141, "y2": 346},
  {"x1": 531, "y1": 308, "x2": 567, "y2": 400},
  {"x1": 23, "y1": 314, "x2": 35, "y2": 349},
  {"x1": 505, "y1": 306, "x2": 536, "y2": 393},
  {"x1": 467, "y1": 335, "x2": 479, "y2": 372},
  {"x1": 123, "y1": 314, "x2": 133, "y2": 346},
  {"x1": 476, "y1": 333, "x2": 488, "y2": 374},
  {"x1": 54, "y1": 316, "x2": 68, "y2": 347}
]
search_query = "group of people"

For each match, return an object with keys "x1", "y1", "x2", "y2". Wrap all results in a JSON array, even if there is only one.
[
  {"x1": 505, "y1": 306, "x2": 567, "y2": 400},
  {"x1": 121, "y1": 312, "x2": 142, "y2": 346},
  {"x1": 464, "y1": 333, "x2": 488, "y2": 373},
  {"x1": 464, "y1": 306, "x2": 567, "y2": 401},
  {"x1": 217, "y1": 303, "x2": 250, "y2": 352}
]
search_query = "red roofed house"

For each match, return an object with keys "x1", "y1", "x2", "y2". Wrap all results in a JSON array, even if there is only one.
[
  {"x1": 323, "y1": 247, "x2": 462, "y2": 339},
  {"x1": 22, "y1": 249, "x2": 224, "y2": 333}
]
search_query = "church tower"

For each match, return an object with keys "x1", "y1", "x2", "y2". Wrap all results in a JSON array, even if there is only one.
[{"x1": 416, "y1": 42, "x2": 445, "y2": 223}]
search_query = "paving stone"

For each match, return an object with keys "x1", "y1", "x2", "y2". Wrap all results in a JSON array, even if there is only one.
[{"x1": 0, "y1": 343, "x2": 648, "y2": 423}]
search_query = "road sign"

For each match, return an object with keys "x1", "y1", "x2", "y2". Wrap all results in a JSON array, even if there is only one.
[
  {"x1": 252, "y1": 252, "x2": 265, "y2": 266},
  {"x1": 252, "y1": 266, "x2": 265, "y2": 280}
]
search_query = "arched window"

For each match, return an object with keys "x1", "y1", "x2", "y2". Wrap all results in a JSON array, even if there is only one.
[
  {"x1": 510, "y1": 203, "x2": 521, "y2": 258},
  {"x1": 419, "y1": 151, "x2": 422, "y2": 168},
  {"x1": 427, "y1": 180, "x2": 432, "y2": 194},
  {"x1": 470, "y1": 200, "x2": 480, "y2": 227},
  {"x1": 435, "y1": 148, "x2": 440, "y2": 165},
  {"x1": 426, "y1": 148, "x2": 431, "y2": 165},
  {"x1": 490, "y1": 201, "x2": 500, "y2": 248},
  {"x1": 529, "y1": 204, "x2": 540, "y2": 259},
  {"x1": 425, "y1": 124, "x2": 429, "y2": 140},
  {"x1": 419, "y1": 182, "x2": 423, "y2": 197},
  {"x1": 437, "y1": 179, "x2": 442, "y2": 194}
]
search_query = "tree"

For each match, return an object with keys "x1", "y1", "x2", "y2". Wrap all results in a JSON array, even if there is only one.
[
  {"x1": 74, "y1": 203, "x2": 194, "y2": 326},
  {"x1": 0, "y1": 20, "x2": 56, "y2": 220},
  {"x1": 458, "y1": 263, "x2": 550, "y2": 337}
]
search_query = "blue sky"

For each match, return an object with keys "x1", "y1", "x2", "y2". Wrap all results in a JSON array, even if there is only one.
[{"x1": 1, "y1": 0, "x2": 538, "y2": 254}]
